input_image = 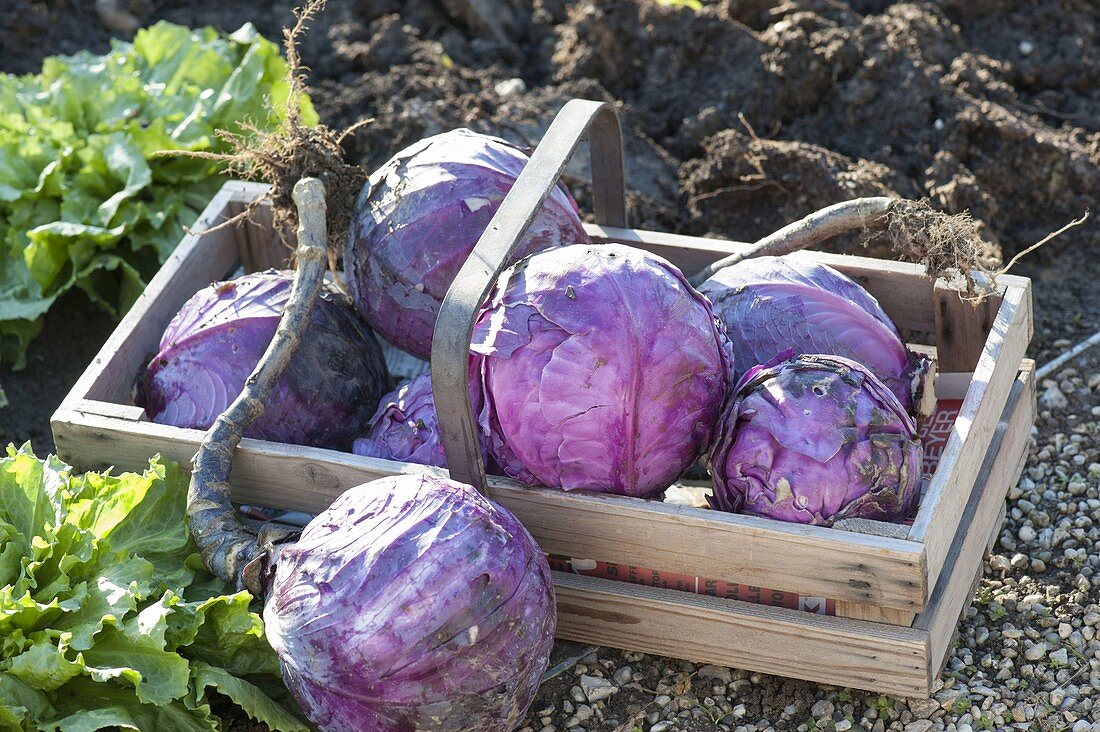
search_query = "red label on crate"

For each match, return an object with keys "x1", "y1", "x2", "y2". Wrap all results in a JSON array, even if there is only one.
[
  {"x1": 547, "y1": 555, "x2": 836, "y2": 614},
  {"x1": 551, "y1": 399, "x2": 962, "y2": 617},
  {"x1": 919, "y1": 399, "x2": 963, "y2": 474}
]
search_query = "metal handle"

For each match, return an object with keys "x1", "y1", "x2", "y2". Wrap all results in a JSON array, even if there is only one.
[{"x1": 430, "y1": 99, "x2": 627, "y2": 493}]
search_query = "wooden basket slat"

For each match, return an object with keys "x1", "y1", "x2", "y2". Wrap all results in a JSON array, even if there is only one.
[
  {"x1": 552, "y1": 572, "x2": 930, "y2": 698},
  {"x1": 907, "y1": 285, "x2": 1032, "y2": 590},
  {"x1": 933, "y1": 279, "x2": 1004, "y2": 372},
  {"x1": 916, "y1": 362, "x2": 1036, "y2": 669}
]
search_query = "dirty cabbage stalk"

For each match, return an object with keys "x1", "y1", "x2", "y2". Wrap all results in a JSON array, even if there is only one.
[{"x1": 186, "y1": 178, "x2": 556, "y2": 732}]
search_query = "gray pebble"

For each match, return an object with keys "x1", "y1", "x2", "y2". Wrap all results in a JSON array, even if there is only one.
[
  {"x1": 697, "y1": 664, "x2": 734, "y2": 685},
  {"x1": 1041, "y1": 384, "x2": 1069, "y2": 409},
  {"x1": 579, "y1": 675, "x2": 616, "y2": 703},
  {"x1": 494, "y1": 77, "x2": 527, "y2": 99},
  {"x1": 1025, "y1": 642, "x2": 1047, "y2": 661},
  {"x1": 907, "y1": 698, "x2": 939, "y2": 718}
]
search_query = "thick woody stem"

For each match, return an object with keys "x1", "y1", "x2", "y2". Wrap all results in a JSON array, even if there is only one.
[
  {"x1": 688, "y1": 197, "x2": 896, "y2": 286},
  {"x1": 186, "y1": 177, "x2": 329, "y2": 596}
]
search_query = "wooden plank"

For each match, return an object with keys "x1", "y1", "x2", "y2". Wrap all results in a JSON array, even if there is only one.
[
  {"x1": 934, "y1": 279, "x2": 1002, "y2": 372},
  {"x1": 229, "y1": 195, "x2": 293, "y2": 273},
  {"x1": 907, "y1": 284, "x2": 1032, "y2": 593},
  {"x1": 915, "y1": 361, "x2": 1036, "y2": 674},
  {"x1": 489, "y1": 482, "x2": 925, "y2": 610},
  {"x1": 222, "y1": 180, "x2": 273, "y2": 203},
  {"x1": 833, "y1": 601, "x2": 916, "y2": 625},
  {"x1": 553, "y1": 572, "x2": 930, "y2": 698},
  {"x1": 51, "y1": 411, "x2": 928, "y2": 611},
  {"x1": 929, "y1": 504, "x2": 1005, "y2": 681},
  {"x1": 73, "y1": 399, "x2": 145, "y2": 422},
  {"x1": 58, "y1": 188, "x2": 243, "y2": 409},
  {"x1": 584, "y1": 224, "x2": 1030, "y2": 337}
]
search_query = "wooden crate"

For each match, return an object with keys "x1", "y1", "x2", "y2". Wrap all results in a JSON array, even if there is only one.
[{"x1": 52, "y1": 101, "x2": 1034, "y2": 698}]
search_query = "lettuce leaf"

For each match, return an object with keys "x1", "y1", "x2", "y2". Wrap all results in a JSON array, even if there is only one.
[
  {"x1": 0, "y1": 444, "x2": 305, "y2": 731},
  {"x1": 0, "y1": 22, "x2": 316, "y2": 368}
]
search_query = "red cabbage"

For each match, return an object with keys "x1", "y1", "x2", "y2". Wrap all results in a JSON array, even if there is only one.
[
  {"x1": 709, "y1": 354, "x2": 923, "y2": 525},
  {"x1": 141, "y1": 271, "x2": 389, "y2": 450},
  {"x1": 698, "y1": 253, "x2": 921, "y2": 412},
  {"x1": 351, "y1": 370, "x2": 448, "y2": 468},
  {"x1": 345, "y1": 129, "x2": 589, "y2": 359},
  {"x1": 471, "y1": 243, "x2": 732, "y2": 498},
  {"x1": 264, "y1": 473, "x2": 556, "y2": 732}
]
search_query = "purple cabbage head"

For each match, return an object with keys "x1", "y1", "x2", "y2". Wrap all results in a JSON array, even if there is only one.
[
  {"x1": 698, "y1": 253, "x2": 923, "y2": 412},
  {"x1": 345, "y1": 128, "x2": 590, "y2": 359},
  {"x1": 471, "y1": 243, "x2": 732, "y2": 498},
  {"x1": 352, "y1": 370, "x2": 448, "y2": 468},
  {"x1": 264, "y1": 473, "x2": 556, "y2": 732},
  {"x1": 709, "y1": 354, "x2": 923, "y2": 526},
  {"x1": 140, "y1": 271, "x2": 389, "y2": 450}
]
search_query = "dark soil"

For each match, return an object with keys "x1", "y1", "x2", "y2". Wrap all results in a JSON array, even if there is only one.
[
  {"x1": 0, "y1": 0, "x2": 1098, "y2": 726},
  {"x1": 0, "y1": 289, "x2": 115, "y2": 452}
]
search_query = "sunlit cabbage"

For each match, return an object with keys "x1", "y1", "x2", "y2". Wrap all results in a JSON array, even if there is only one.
[
  {"x1": 141, "y1": 271, "x2": 389, "y2": 450},
  {"x1": 264, "y1": 473, "x2": 556, "y2": 732},
  {"x1": 345, "y1": 129, "x2": 589, "y2": 359},
  {"x1": 698, "y1": 253, "x2": 923, "y2": 412},
  {"x1": 352, "y1": 370, "x2": 448, "y2": 468},
  {"x1": 471, "y1": 243, "x2": 732, "y2": 498},
  {"x1": 709, "y1": 354, "x2": 923, "y2": 525}
]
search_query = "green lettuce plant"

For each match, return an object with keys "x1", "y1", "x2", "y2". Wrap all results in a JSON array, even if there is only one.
[
  {"x1": 0, "y1": 22, "x2": 316, "y2": 367},
  {"x1": 0, "y1": 444, "x2": 307, "y2": 731}
]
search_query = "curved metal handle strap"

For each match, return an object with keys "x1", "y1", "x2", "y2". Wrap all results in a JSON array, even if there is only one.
[{"x1": 430, "y1": 99, "x2": 627, "y2": 493}]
